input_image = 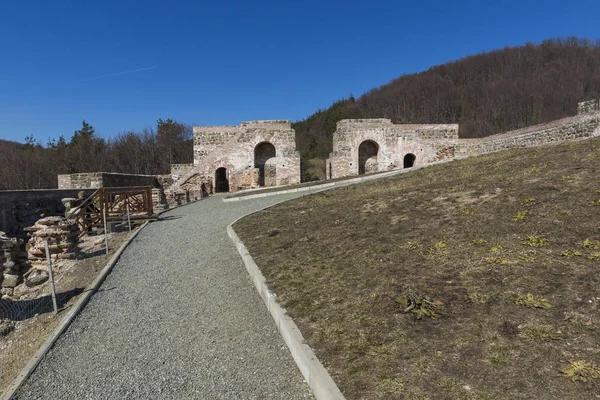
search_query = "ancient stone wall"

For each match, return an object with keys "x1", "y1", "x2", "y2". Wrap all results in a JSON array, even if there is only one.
[
  {"x1": 578, "y1": 99, "x2": 600, "y2": 115},
  {"x1": 328, "y1": 119, "x2": 459, "y2": 179},
  {"x1": 175, "y1": 120, "x2": 301, "y2": 193},
  {"x1": 57, "y1": 173, "x2": 103, "y2": 189},
  {"x1": 329, "y1": 102, "x2": 600, "y2": 179},
  {"x1": 0, "y1": 189, "x2": 95, "y2": 240},
  {"x1": 57, "y1": 172, "x2": 161, "y2": 189},
  {"x1": 456, "y1": 111, "x2": 600, "y2": 157},
  {"x1": 169, "y1": 164, "x2": 195, "y2": 180}
]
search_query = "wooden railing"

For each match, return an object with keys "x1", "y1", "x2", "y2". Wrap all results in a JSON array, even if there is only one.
[{"x1": 70, "y1": 186, "x2": 154, "y2": 236}]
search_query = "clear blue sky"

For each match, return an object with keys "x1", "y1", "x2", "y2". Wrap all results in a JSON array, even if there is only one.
[{"x1": 0, "y1": 0, "x2": 598, "y2": 144}]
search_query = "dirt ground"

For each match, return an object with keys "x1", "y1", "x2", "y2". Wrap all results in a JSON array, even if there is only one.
[
  {"x1": 235, "y1": 137, "x2": 600, "y2": 399},
  {"x1": 0, "y1": 231, "x2": 128, "y2": 395}
]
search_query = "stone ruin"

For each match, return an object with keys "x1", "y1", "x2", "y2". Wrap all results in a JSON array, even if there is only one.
[
  {"x1": 53, "y1": 98, "x2": 598, "y2": 197},
  {"x1": 0, "y1": 216, "x2": 81, "y2": 301},
  {"x1": 326, "y1": 99, "x2": 600, "y2": 179},
  {"x1": 25, "y1": 216, "x2": 80, "y2": 268},
  {"x1": 327, "y1": 120, "x2": 459, "y2": 179},
  {"x1": 171, "y1": 120, "x2": 301, "y2": 194},
  {"x1": 45, "y1": 98, "x2": 600, "y2": 198},
  {"x1": 168, "y1": 99, "x2": 599, "y2": 187},
  {"x1": 578, "y1": 99, "x2": 600, "y2": 115},
  {"x1": 0, "y1": 232, "x2": 28, "y2": 296}
]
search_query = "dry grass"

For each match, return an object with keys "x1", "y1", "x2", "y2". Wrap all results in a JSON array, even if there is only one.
[{"x1": 234, "y1": 137, "x2": 600, "y2": 399}]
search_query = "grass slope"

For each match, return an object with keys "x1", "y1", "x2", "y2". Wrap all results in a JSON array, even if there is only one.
[{"x1": 234, "y1": 137, "x2": 600, "y2": 399}]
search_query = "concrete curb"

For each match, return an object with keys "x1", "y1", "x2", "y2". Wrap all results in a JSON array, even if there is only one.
[
  {"x1": 222, "y1": 157, "x2": 463, "y2": 202},
  {"x1": 227, "y1": 224, "x2": 346, "y2": 400},
  {"x1": 1, "y1": 221, "x2": 150, "y2": 400}
]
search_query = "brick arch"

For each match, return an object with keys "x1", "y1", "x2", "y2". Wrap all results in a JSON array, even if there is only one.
[
  {"x1": 215, "y1": 167, "x2": 229, "y2": 193},
  {"x1": 404, "y1": 153, "x2": 416, "y2": 168},
  {"x1": 254, "y1": 142, "x2": 276, "y2": 186},
  {"x1": 358, "y1": 140, "x2": 379, "y2": 175},
  {"x1": 207, "y1": 159, "x2": 234, "y2": 194}
]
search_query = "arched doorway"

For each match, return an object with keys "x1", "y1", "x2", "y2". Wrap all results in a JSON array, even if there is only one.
[
  {"x1": 358, "y1": 140, "x2": 379, "y2": 175},
  {"x1": 215, "y1": 167, "x2": 229, "y2": 193},
  {"x1": 404, "y1": 153, "x2": 416, "y2": 168},
  {"x1": 254, "y1": 142, "x2": 276, "y2": 186}
]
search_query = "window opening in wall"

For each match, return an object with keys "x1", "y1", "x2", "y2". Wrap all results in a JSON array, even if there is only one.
[
  {"x1": 358, "y1": 140, "x2": 379, "y2": 175},
  {"x1": 404, "y1": 153, "x2": 416, "y2": 168},
  {"x1": 254, "y1": 142, "x2": 276, "y2": 186},
  {"x1": 215, "y1": 167, "x2": 229, "y2": 193}
]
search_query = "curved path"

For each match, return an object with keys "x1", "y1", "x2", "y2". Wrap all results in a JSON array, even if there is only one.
[{"x1": 15, "y1": 193, "x2": 313, "y2": 399}]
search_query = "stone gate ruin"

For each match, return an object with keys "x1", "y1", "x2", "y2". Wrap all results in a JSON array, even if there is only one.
[
  {"x1": 172, "y1": 120, "x2": 301, "y2": 193},
  {"x1": 327, "y1": 120, "x2": 459, "y2": 179},
  {"x1": 326, "y1": 99, "x2": 600, "y2": 179},
  {"x1": 49, "y1": 98, "x2": 600, "y2": 198}
]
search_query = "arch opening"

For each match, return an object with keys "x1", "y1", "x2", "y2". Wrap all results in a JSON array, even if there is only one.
[
  {"x1": 404, "y1": 153, "x2": 416, "y2": 168},
  {"x1": 358, "y1": 140, "x2": 379, "y2": 175},
  {"x1": 254, "y1": 142, "x2": 276, "y2": 186},
  {"x1": 215, "y1": 167, "x2": 229, "y2": 193}
]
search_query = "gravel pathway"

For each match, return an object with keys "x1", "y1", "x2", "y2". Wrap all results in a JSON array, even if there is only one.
[{"x1": 15, "y1": 194, "x2": 313, "y2": 399}]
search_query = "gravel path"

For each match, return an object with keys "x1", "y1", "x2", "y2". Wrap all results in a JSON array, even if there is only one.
[{"x1": 15, "y1": 194, "x2": 313, "y2": 399}]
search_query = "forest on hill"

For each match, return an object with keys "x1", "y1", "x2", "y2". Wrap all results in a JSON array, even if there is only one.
[
  {"x1": 293, "y1": 37, "x2": 600, "y2": 159},
  {"x1": 2, "y1": 37, "x2": 600, "y2": 190}
]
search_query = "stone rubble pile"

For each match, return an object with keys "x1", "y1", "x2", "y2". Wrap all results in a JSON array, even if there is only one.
[
  {"x1": 0, "y1": 232, "x2": 29, "y2": 296},
  {"x1": 24, "y1": 216, "x2": 80, "y2": 269}
]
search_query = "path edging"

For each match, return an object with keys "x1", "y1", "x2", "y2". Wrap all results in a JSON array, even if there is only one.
[
  {"x1": 227, "y1": 224, "x2": 346, "y2": 400},
  {"x1": 1, "y1": 221, "x2": 149, "y2": 400},
  {"x1": 222, "y1": 157, "x2": 465, "y2": 202}
]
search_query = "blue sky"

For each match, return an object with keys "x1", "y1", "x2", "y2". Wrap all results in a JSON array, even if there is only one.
[{"x1": 0, "y1": 0, "x2": 598, "y2": 144}]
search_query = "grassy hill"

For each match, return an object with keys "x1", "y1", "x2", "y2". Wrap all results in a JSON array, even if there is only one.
[
  {"x1": 235, "y1": 137, "x2": 600, "y2": 399},
  {"x1": 293, "y1": 37, "x2": 600, "y2": 162}
]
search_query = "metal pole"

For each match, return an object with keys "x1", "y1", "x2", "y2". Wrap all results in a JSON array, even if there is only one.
[
  {"x1": 44, "y1": 240, "x2": 58, "y2": 315},
  {"x1": 103, "y1": 207, "x2": 109, "y2": 255},
  {"x1": 126, "y1": 199, "x2": 132, "y2": 232}
]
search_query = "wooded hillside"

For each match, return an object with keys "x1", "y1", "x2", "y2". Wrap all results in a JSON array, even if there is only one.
[{"x1": 293, "y1": 37, "x2": 600, "y2": 159}]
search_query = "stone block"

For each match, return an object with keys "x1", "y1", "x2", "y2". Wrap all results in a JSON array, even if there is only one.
[{"x1": 2, "y1": 274, "x2": 20, "y2": 288}]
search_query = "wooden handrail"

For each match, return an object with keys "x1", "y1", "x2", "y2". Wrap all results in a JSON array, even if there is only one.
[{"x1": 71, "y1": 186, "x2": 154, "y2": 237}]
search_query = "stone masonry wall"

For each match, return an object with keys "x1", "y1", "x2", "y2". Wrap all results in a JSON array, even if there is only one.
[
  {"x1": 57, "y1": 173, "x2": 103, "y2": 189},
  {"x1": 578, "y1": 99, "x2": 600, "y2": 115},
  {"x1": 329, "y1": 102, "x2": 600, "y2": 179},
  {"x1": 57, "y1": 172, "x2": 161, "y2": 189},
  {"x1": 174, "y1": 120, "x2": 301, "y2": 193},
  {"x1": 328, "y1": 119, "x2": 459, "y2": 179},
  {"x1": 170, "y1": 164, "x2": 195, "y2": 180},
  {"x1": 457, "y1": 111, "x2": 600, "y2": 157}
]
